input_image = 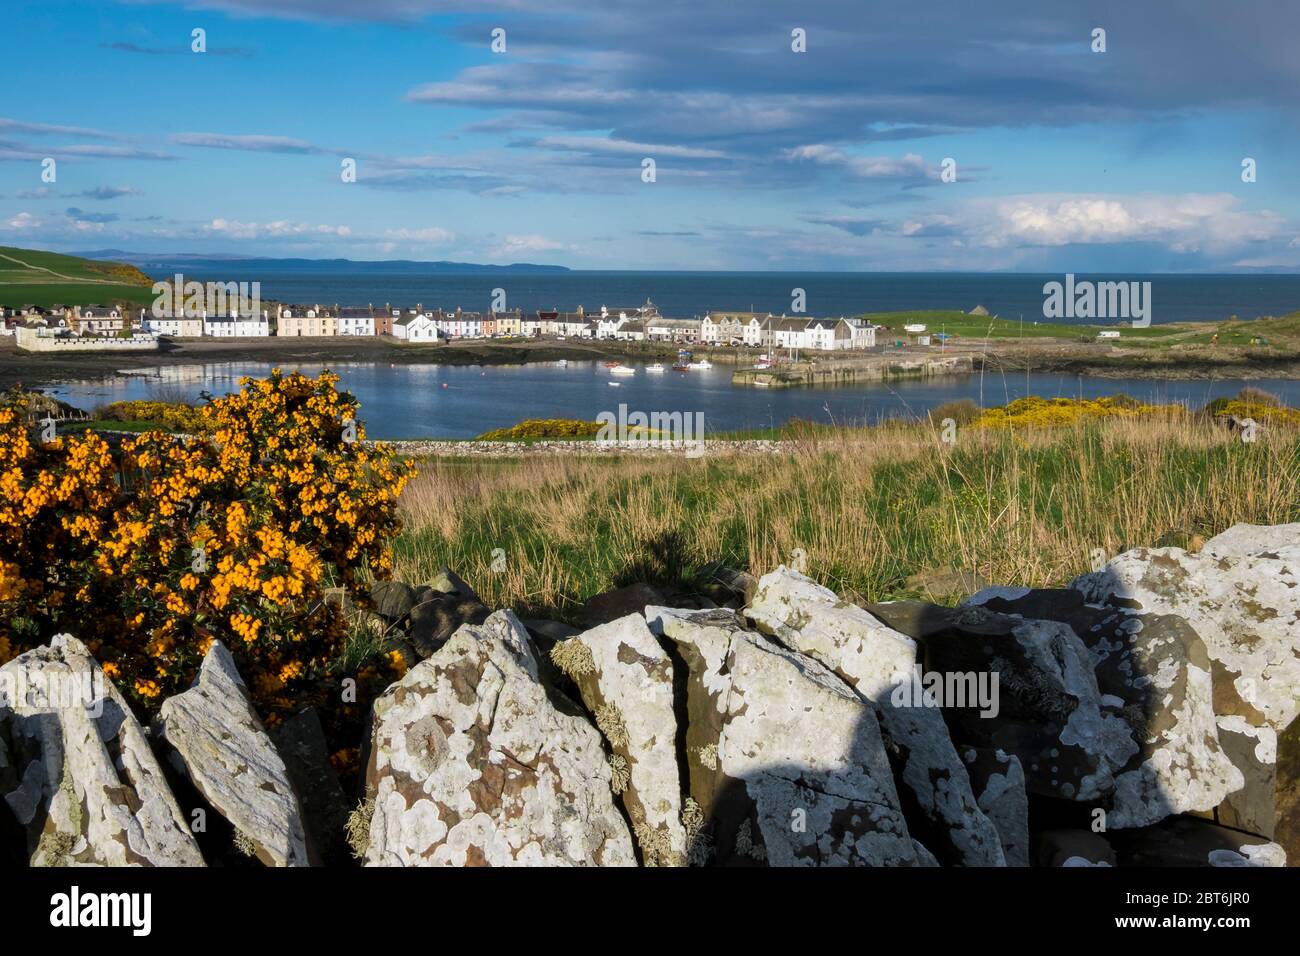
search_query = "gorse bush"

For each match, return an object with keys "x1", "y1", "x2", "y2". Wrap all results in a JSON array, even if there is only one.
[
  {"x1": 97, "y1": 399, "x2": 210, "y2": 433},
  {"x1": 0, "y1": 370, "x2": 414, "y2": 719},
  {"x1": 476, "y1": 418, "x2": 603, "y2": 440},
  {"x1": 972, "y1": 395, "x2": 1180, "y2": 429}
]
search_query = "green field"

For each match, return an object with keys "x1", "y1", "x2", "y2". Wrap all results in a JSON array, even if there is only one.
[
  {"x1": 0, "y1": 245, "x2": 154, "y2": 309},
  {"x1": 857, "y1": 308, "x2": 1300, "y2": 350}
]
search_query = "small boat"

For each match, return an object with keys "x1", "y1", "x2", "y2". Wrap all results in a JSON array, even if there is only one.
[
  {"x1": 608, "y1": 381, "x2": 622, "y2": 387},
  {"x1": 672, "y1": 363, "x2": 690, "y2": 372},
  {"x1": 610, "y1": 365, "x2": 635, "y2": 376},
  {"x1": 645, "y1": 363, "x2": 664, "y2": 373},
  {"x1": 555, "y1": 359, "x2": 568, "y2": 367},
  {"x1": 688, "y1": 359, "x2": 713, "y2": 370}
]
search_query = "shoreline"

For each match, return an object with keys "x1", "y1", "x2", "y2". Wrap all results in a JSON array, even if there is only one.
[{"x1": 3, "y1": 334, "x2": 1299, "y2": 394}]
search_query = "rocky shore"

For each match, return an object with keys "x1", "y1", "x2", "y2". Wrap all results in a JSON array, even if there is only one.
[{"x1": 2, "y1": 522, "x2": 1296, "y2": 867}]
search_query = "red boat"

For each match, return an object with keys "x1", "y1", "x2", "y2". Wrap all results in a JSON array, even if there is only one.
[{"x1": 672, "y1": 363, "x2": 690, "y2": 372}]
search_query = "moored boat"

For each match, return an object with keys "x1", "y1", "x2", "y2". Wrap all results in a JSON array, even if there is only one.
[
  {"x1": 688, "y1": 359, "x2": 713, "y2": 370},
  {"x1": 646, "y1": 363, "x2": 664, "y2": 373}
]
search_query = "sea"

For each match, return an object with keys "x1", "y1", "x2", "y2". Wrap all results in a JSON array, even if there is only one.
[
  {"x1": 136, "y1": 266, "x2": 1300, "y2": 324},
  {"x1": 41, "y1": 269, "x2": 1300, "y2": 439}
]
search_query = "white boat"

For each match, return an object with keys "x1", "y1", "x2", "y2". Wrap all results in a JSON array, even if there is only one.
[
  {"x1": 645, "y1": 363, "x2": 665, "y2": 373},
  {"x1": 555, "y1": 359, "x2": 568, "y2": 367},
  {"x1": 688, "y1": 360, "x2": 713, "y2": 370},
  {"x1": 608, "y1": 381, "x2": 622, "y2": 387},
  {"x1": 610, "y1": 365, "x2": 636, "y2": 376}
]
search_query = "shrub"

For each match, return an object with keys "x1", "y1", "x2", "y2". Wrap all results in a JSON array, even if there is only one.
[
  {"x1": 0, "y1": 370, "x2": 414, "y2": 719},
  {"x1": 972, "y1": 395, "x2": 1182, "y2": 429},
  {"x1": 930, "y1": 399, "x2": 981, "y2": 426},
  {"x1": 97, "y1": 399, "x2": 209, "y2": 433},
  {"x1": 476, "y1": 418, "x2": 603, "y2": 440}
]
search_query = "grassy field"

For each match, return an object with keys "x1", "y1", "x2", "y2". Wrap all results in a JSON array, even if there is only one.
[
  {"x1": 858, "y1": 309, "x2": 1300, "y2": 351},
  {"x1": 390, "y1": 412, "x2": 1300, "y2": 621},
  {"x1": 0, "y1": 245, "x2": 154, "y2": 309}
]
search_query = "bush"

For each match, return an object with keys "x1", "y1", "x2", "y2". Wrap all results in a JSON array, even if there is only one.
[
  {"x1": 0, "y1": 370, "x2": 414, "y2": 718},
  {"x1": 97, "y1": 399, "x2": 210, "y2": 433},
  {"x1": 476, "y1": 418, "x2": 603, "y2": 440},
  {"x1": 972, "y1": 395, "x2": 1182, "y2": 429},
  {"x1": 930, "y1": 399, "x2": 981, "y2": 426}
]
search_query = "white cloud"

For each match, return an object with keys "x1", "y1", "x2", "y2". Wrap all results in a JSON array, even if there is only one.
[
  {"x1": 207, "y1": 218, "x2": 352, "y2": 239},
  {"x1": 3, "y1": 212, "x2": 40, "y2": 230},
  {"x1": 532, "y1": 136, "x2": 726, "y2": 159},
  {"x1": 985, "y1": 193, "x2": 1282, "y2": 250},
  {"x1": 494, "y1": 233, "x2": 570, "y2": 257},
  {"x1": 784, "y1": 145, "x2": 933, "y2": 179},
  {"x1": 383, "y1": 226, "x2": 454, "y2": 243}
]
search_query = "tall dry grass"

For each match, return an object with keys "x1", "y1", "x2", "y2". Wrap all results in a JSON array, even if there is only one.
[{"x1": 391, "y1": 412, "x2": 1299, "y2": 619}]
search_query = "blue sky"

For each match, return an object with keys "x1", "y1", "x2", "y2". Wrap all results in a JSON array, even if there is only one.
[{"x1": 2, "y1": 0, "x2": 1298, "y2": 270}]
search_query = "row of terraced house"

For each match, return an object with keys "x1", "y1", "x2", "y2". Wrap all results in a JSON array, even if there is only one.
[{"x1": 3, "y1": 299, "x2": 879, "y2": 351}]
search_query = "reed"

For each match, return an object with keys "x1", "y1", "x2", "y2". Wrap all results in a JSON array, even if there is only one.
[{"x1": 392, "y1": 412, "x2": 1300, "y2": 620}]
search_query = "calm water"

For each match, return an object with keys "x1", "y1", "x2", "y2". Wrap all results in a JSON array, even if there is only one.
[
  {"x1": 141, "y1": 267, "x2": 1300, "y2": 326},
  {"x1": 45, "y1": 362, "x2": 1300, "y2": 440}
]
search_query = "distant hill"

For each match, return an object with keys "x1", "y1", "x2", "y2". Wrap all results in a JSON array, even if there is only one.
[
  {"x1": 0, "y1": 245, "x2": 155, "y2": 309},
  {"x1": 74, "y1": 250, "x2": 571, "y2": 275}
]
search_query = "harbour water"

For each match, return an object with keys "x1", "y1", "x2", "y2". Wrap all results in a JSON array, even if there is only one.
[{"x1": 44, "y1": 361, "x2": 1300, "y2": 440}]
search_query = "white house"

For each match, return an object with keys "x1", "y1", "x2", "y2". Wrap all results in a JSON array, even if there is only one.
[
  {"x1": 845, "y1": 318, "x2": 876, "y2": 349},
  {"x1": 143, "y1": 310, "x2": 204, "y2": 337},
  {"x1": 561, "y1": 313, "x2": 589, "y2": 337},
  {"x1": 614, "y1": 320, "x2": 646, "y2": 341},
  {"x1": 647, "y1": 317, "x2": 701, "y2": 343},
  {"x1": 772, "y1": 317, "x2": 809, "y2": 350},
  {"x1": 595, "y1": 314, "x2": 624, "y2": 339},
  {"x1": 337, "y1": 307, "x2": 375, "y2": 336},
  {"x1": 204, "y1": 310, "x2": 269, "y2": 337},
  {"x1": 742, "y1": 317, "x2": 767, "y2": 347},
  {"x1": 393, "y1": 311, "x2": 440, "y2": 341}
]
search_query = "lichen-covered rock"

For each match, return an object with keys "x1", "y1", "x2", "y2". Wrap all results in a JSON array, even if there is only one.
[
  {"x1": 745, "y1": 568, "x2": 1005, "y2": 866},
  {"x1": 583, "y1": 583, "x2": 665, "y2": 627},
  {"x1": 427, "y1": 565, "x2": 481, "y2": 603},
  {"x1": 363, "y1": 610, "x2": 635, "y2": 866},
  {"x1": 155, "y1": 641, "x2": 309, "y2": 867},
  {"x1": 0, "y1": 635, "x2": 204, "y2": 867},
  {"x1": 1072, "y1": 535, "x2": 1300, "y2": 733},
  {"x1": 270, "y1": 707, "x2": 352, "y2": 867},
  {"x1": 871, "y1": 600, "x2": 1137, "y2": 804},
  {"x1": 647, "y1": 606, "x2": 918, "y2": 867},
  {"x1": 1200, "y1": 521, "x2": 1300, "y2": 559},
  {"x1": 407, "y1": 591, "x2": 490, "y2": 659},
  {"x1": 554, "y1": 614, "x2": 686, "y2": 865},
  {"x1": 1214, "y1": 715, "x2": 1278, "y2": 837},
  {"x1": 1035, "y1": 829, "x2": 1115, "y2": 868},
  {"x1": 368, "y1": 580, "x2": 418, "y2": 623},
  {"x1": 960, "y1": 747, "x2": 1029, "y2": 867},
  {"x1": 966, "y1": 587, "x2": 1242, "y2": 829},
  {"x1": 1106, "y1": 816, "x2": 1286, "y2": 867}
]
